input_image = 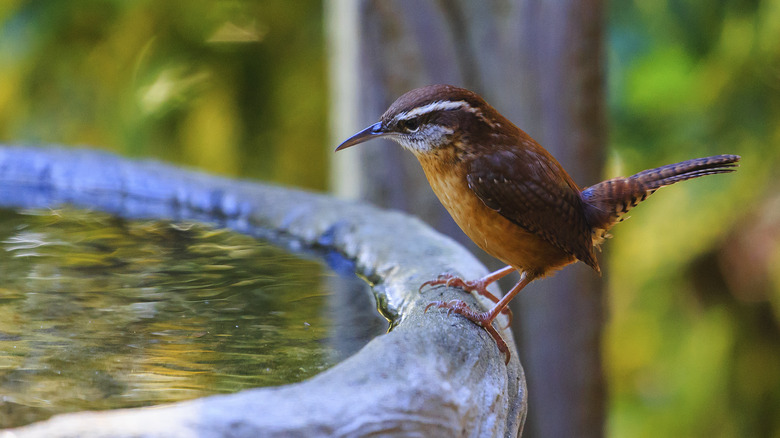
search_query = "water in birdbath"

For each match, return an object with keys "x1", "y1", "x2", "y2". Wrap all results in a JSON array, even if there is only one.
[{"x1": 0, "y1": 207, "x2": 386, "y2": 428}]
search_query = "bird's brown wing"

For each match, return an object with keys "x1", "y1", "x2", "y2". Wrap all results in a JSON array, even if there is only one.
[{"x1": 466, "y1": 148, "x2": 599, "y2": 271}]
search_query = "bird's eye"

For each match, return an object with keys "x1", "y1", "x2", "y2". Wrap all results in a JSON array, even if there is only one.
[{"x1": 400, "y1": 117, "x2": 421, "y2": 132}]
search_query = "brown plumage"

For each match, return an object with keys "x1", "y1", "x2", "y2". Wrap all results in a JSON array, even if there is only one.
[
  {"x1": 582, "y1": 156, "x2": 740, "y2": 246},
  {"x1": 336, "y1": 84, "x2": 740, "y2": 362}
]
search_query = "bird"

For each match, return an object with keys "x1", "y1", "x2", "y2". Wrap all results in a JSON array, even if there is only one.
[{"x1": 335, "y1": 84, "x2": 740, "y2": 363}]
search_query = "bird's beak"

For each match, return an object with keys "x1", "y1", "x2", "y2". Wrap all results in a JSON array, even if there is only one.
[{"x1": 335, "y1": 122, "x2": 386, "y2": 151}]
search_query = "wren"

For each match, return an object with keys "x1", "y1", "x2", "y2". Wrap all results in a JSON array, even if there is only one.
[{"x1": 335, "y1": 84, "x2": 740, "y2": 363}]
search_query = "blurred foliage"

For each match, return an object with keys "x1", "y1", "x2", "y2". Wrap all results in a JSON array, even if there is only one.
[
  {"x1": 0, "y1": 0, "x2": 327, "y2": 189},
  {"x1": 0, "y1": 0, "x2": 779, "y2": 436},
  {"x1": 607, "y1": 0, "x2": 780, "y2": 437}
]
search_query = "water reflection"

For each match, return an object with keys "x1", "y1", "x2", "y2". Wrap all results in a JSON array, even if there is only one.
[{"x1": 0, "y1": 208, "x2": 385, "y2": 428}]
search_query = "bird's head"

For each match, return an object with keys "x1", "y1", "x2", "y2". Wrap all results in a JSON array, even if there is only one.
[{"x1": 335, "y1": 84, "x2": 507, "y2": 156}]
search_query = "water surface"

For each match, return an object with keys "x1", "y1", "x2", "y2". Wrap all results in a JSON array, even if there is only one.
[{"x1": 0, "y1": 207, "x2": 384, "y2": 428}]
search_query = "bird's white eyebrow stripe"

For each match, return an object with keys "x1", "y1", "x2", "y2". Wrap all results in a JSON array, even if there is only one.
[{"x1": 396, "y1": 100, "x2": 478, "y2": 120}]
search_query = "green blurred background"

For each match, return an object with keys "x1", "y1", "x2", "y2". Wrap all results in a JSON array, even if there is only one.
[
  {"x1": 0, "y1": 1, "x2": 778, "y2": 436},
  {"x1": 0, "y1": 0, "x2": 327, "y2": 188}
]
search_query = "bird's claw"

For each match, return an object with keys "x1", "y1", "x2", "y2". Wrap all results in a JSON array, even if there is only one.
[
  {"x1": 420, "y1": 273, "x2": 513, "y2": 324},
  {"x1": 419, "y1": 274, "x2": 458, "y2": 292},
  {"x1": 423, "y1": 299, "x2": 510, "y2": 364},
  {"x1": 424, "y1": 299, "x2": 475, "y2": 317}
]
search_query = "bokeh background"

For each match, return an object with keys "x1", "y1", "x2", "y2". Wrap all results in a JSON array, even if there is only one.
[{"x1": 0, "y1": 1, "x2": 778, "y2": 437}]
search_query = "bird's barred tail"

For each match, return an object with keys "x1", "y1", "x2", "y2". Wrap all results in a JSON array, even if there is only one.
[{"x1": 581, "y1": 154, "x2": 740, "y2": 245}]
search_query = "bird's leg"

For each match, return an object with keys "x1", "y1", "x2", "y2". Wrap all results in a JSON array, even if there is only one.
[
  {"x1": 420, "y1": 266, "x2": 515, "y2": 320},
  {"x1": 424, "y1": 272, "x2": 533, "y2": 364}
]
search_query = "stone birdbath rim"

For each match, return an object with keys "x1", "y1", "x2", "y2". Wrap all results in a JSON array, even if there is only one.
[{"x1": 0, "y1": 146, "x2": 527, "y2": 438}]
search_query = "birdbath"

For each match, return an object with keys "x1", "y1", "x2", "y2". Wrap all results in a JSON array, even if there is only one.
[{"x1": 0, "y1": 146, "x2": 526, "y2": 437}]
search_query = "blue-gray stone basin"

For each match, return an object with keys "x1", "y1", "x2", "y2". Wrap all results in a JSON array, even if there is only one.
[{"x1": 0, "y1": 146, "x2": 526, "y2": 437}]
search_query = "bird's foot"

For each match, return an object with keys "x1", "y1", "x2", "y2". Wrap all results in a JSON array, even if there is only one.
[
  {"x1": 419, "y1": 273, "x2": 512, "y2": 323},
  {"x1": 424, "y1": 300, "x2": 509, "y2": 364},
  {"x1": 419, "y1": 273, "x2": 497, "y2": 297}
]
